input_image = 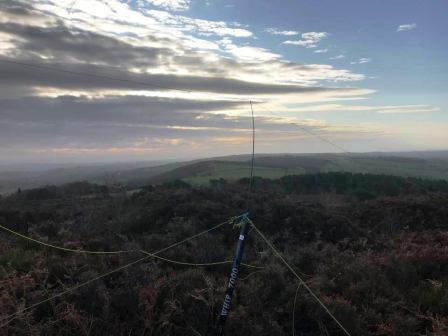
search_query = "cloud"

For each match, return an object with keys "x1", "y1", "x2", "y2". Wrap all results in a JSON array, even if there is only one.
[
  {"x1": 330, "y1": 54, "x2": 345, "y2": 60},
  {"x1": 264, "y1": 28, "x2": 300, "y2": 36},
  {"x1": 141, "y1": 0, "x2": 191, "y2": 11},
  {"x1": 179, "y1": 17, "x2": 253, "y2": 37},
  {"x1": 0, "y1": 57, "x2": 368, "y2": 97},
  {"x1": 283, "y1": 104, "x2": 439, "y2": 114},
  {"x1": 376, "y1": 105, "x2": 439, "y2": 114},
  {"x1": 0, "y1": 0, "x2": 375, "y2": 162},
  {"x1": 0, "y1": 95, "x2": 245, "y2": 151},
  {"x1": 0, "y1": 21, "x2": 170, "y2": 67},
  {"x1": 0, "y1": 95, "x2": 246, "y2": 129},
  {"x1": 350, "y1": 58, "x2": 371, "y2": 65},
  {"x1": 397, "y1": 23, "x2": 417, "y2": 32},
  {"x1": 5, "y1": 1, "x2": 360, "y2": 86},
  {"x1": 1, "y1": 95, "x2": 372, "y2": 154},
  {"x1": 0, "y1": 7, "x2": 365, "y2": 89},
  {"x1": 283, "y1": 32, "x2": 329, "y2": 48},
  {"x1": 314, "y1": 49, "x2": 328, "y2": 53},
  {"x1": 218, "y1": 37, "x2": 282, "y2": 62}
]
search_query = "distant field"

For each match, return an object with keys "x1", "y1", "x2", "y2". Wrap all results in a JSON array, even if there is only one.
[
  {"x1": 1, "y1": 153, "x2": 448, "y2": 193},
  {"x1": 327, "y1": 156, "x2": 448, "y2": 180},
  {"x1": 184, "y1": 162, "x2": 306, "y2": 184},
  {"x1": 179, "y1": 156, "x2": 448, "y2": 185}
]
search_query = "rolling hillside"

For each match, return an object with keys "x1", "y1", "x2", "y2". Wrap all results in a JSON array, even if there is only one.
[
  {"x1": 1, "y1": 152, "x2": 448, "y2": 194},
  {"x1": 146, "y1": 154, "x2": 448, "y2": 185}
]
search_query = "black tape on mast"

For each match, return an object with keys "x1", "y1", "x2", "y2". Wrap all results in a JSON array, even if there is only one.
[{"x1": 216, "y1": 214, "x2": 250, "y2": 336}]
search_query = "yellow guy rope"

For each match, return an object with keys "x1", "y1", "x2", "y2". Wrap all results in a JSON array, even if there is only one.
[
  {"x1": 139, "y1": 250, "x2": 263, "y2": 269},
  {"x1": 248, "y1": 218, "x2": 352, "y2": 336},
  {"x1": 0, "y1": 218, "x2": 263, "y2": 328},
  {"x1": 0, "y1": 223, "x2": 131, "y2": 254},
  {"x1": 0, "y1": 219, "x2": 231, "y2": 326}
]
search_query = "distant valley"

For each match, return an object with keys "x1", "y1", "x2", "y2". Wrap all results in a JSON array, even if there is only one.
[{"x1": 1, "y1": 151, "x2": 448, "y2": 194}]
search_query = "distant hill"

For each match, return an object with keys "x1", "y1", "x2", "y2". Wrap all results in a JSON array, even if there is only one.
[
  {"x1": 147, "y1": 154, "x2": 448, "y2": 186},
  {"x1": 0, "y1": 161, "x2": 185, "y2": 194},
  {"x1": 1, "y1": 151, "x2": 448, "y2": 193}
]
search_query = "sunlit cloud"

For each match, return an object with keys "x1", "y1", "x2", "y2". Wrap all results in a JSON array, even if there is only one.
[
  {"x1": 397, "y1": 23, "x2": 417, "y2": 32},
  {"x1": 376, "y1": 105, "x2": 439, "y2": 114},
  {"x1": 283, "y1": 32, "x2": 329, "y2": 48},
  {"x1": 330, "y1": 54, "x2": 345, "y2": 60},
  {"x1": 278, "y1": 104, "x2": 440, "y2": 114},
  {"x1": 0, "y1": 0, "x2": 409, "y2": 162},
  {"x1": 139, "y1": 0, "x2": 191, "y2": 11},
  {"x1": 350, "y1": 58, "x2": 371, "y2": 65},
  {"x1": 264, "y1": 27, "x2": 300, "y2": 36}
]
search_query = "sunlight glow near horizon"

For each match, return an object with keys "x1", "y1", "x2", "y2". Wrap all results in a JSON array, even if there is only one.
[{"x1": 0, "y1": 0, "x2": 446, "y2": 164}]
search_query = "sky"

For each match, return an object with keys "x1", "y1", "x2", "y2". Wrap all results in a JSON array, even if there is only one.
[{"x1": 0, "y1": 0, "x2": 447, "y2": 164}]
